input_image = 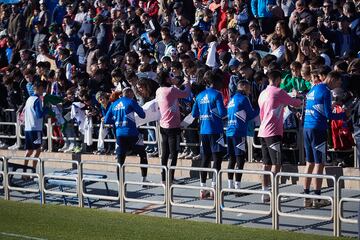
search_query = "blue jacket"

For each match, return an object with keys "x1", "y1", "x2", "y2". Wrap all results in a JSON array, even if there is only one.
[
  {"x1": 192, "y1": 88, "x2": 227, "y2": 134},
  {"x1": 226, "y1": 92, "x2": 259, "y2": 137},
  {"x1": 104, "y1": 97, "x2": 145, "y2": 136},
  {"x1": 304, "y1": 83, "x2": 345, "y2": 130},
  {"x1": 251, "y1": 0, "x2": 274, "y2": 18}
]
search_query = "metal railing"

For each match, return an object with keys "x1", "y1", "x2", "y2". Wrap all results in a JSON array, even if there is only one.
[
  {"x1": 5, "y1": 157, "x2": 42, "y2": 202},
  {"x1": 80, "y1": 161, "x2": 121, "y2": 209},
  {"x1": 41, "y1": 158, "x2": 80, "y2": 206},
  {"x1": 218, "y1": 169, "x2": 275, "y2": 227},
  {"x1": 0, "y1": 154, "x2": 359, "y2": 237},
  {"x1": 336, "y1": 176, "x2": 360, "y2": 236},
  {"x1": 168, "y1": 166, "x2": 218, "y2": 222},
  {"x1": 274, "y1": 172, "x2": 337, "y2": 236},
  {"x1": 122, "y1": 163, "x2": 168, "y2": 215}
]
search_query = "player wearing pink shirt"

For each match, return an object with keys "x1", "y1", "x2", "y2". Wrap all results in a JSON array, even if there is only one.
[
  {"x1": 258, "y1": 70, "x2": 302, "y2": 202},
  {"x1": 156, "y1": 71, "x2": 191, "y2": 183}
]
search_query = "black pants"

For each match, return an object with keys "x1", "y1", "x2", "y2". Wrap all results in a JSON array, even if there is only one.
[
  {"x1": 200, "y1": 152, "x2": 222, "y2": 184},
  {"x1": 116, "y1": 136, "x2": 148, "y2": 178},
  {"x1": 227, "y1": 155, "x2": 246, "y2": 182},
  {"x1": 160, "y1": 127, "x2": 180, "y2": 182}
]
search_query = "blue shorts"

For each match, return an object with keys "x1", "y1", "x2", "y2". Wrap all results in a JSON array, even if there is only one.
[
  {"x1": 304, "y1": 128, "x2": 327, "y2": 164},
  {"x1": 227, "y1": 136, "x2": 246, "y2": 156},
  {"x1": 25, "y1": 131, "x2": 42, "y2": 150},
  {"x1": 200, "y1": 134, "x2": 224, "y2": 154}
]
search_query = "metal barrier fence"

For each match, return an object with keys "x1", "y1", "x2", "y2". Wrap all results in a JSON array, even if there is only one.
[
  {"x1": 122, "y1": 163, "x2": 168, "y2": 215},
  {"x1": 81, "y1": 161, "x2": 121, "y2": 209},
  {"x1": 0, "y1": 156, "x2": 359, "y2": 237},
  {"x1": 5, "y1": 157, "x2": 43, "y2": 202},
  {"x1": 168, "y1": 166, "x2": 218, "y2": 222},
  {"x1": 274, "y1": 172, "x2": 337, "y2": 236},
  {"x1": 218, "y1": 169, "x2": 275, "y2": 226},
  {"x1": 41, "y1": 158, "x2": 80, "y2": 206},
  {"x1": 337, "y1": 176, "x2": 360, "y2": 236},
  {"x1": 0, "y1": 110, "x2": 358, "y2": 167}
]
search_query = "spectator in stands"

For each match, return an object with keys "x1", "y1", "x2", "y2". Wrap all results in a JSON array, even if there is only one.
[{"x1": 258, "y1": 70, "x2": 302, "y2": 203}]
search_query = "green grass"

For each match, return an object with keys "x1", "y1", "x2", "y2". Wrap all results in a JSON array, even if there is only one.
[{"x1": 0, "y1": 200, "x2": 350, "y2": 240}]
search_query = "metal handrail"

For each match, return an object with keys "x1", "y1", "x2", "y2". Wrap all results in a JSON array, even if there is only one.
[
  {"x1": 336, "y1": 176, "x2": 360, "y2": 236},
  {"x1": 6, "y1": 157, "x2": 42, "y2": 199},
  {"x1": 218, "y1": 169, "x2": 274, "y2": 225},
  {"x1": 122, "y1": 163, "x2": 168, "y2": 214},
  {"x1": 41, "y1": 159, "x2": 80, "y2": 205},
  {"x1": 80, "y1": 161, "x2": 121, "y2": 209},
  {"x1": 168, "y1": 166, "x2": 218, "y2": 222},
  {"x1": 274, "y1": 172, "x2": 337, "y2": 236}
]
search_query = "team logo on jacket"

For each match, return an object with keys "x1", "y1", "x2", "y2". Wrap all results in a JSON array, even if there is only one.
[
  {"x1": 200, "y1": 94, "x2": 210, "y2": 104},
  {"x1": 228, "y1": 99, "x2": 235, "y2": 108},
  {"x1": 307, "y1": 91, "x2": 315, "y2": 100},
  {"x1": 114, "y1": 102, "x2": 125, "y2": 110}
]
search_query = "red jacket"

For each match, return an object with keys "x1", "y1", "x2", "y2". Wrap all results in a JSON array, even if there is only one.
[{"x1": 331, "y1": 105, "x2": 355, "y2": 150}]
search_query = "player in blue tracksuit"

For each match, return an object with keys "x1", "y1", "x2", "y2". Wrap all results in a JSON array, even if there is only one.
[
  {"x1": 192, "y1": 70, "x2": 227, "y2": 199},
  {"x1": 226, "y1": 80, "x2": 259, "y2": 191},
  {"x1": 303, "y1": 71, "x2": 346, "y2": 208},
  {"x1": 104, "y1": 88, "x2": 146, "y2": 168}
]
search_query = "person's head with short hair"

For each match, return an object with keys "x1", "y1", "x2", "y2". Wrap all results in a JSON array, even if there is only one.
[
  {"x1": 334, "y1": 60, "x2": 348, "y2": 72},
  {"x1": 123, "y1": 86, "x2": 135, "y2": 99},
  {"x1": 95, "y1": 91, "x2": 109, "y2": 106},
  {"x1": 318, "y1": 65, "x2": 331, "y2": 81},
  {"x1": 324, "y1": 71, "x2": 342, "y2": 89},
  {"x1": 267, "y1": 70, "x2": 282, "y2": 87},
  {"x1": 33, "y1": 80, "x2": 44, "y2": 95},
  {"x1": 204, "y1": 69, "x2": 224, "y2": 90},
  {"x1": 237, "y1": 79, "x2": 251, "y2": 96},
  {"x1": 290, "y1": 61, "x2": 302, "y2": 77},
  {"x1": 157, "y1": 70, "x2": 171, "y2": 87}
]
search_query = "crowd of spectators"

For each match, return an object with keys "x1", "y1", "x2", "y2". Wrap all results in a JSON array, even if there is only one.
[{"x1": 0, "y1": 0, "x2": 359, "y2": 167}]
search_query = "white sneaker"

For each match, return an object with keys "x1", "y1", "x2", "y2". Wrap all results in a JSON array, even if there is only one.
[
  {"x1": 7, "y1": 143, "x2": 18, "y2": 150},
  {"x1": 64, "y1": 144, "x2": 75, "y2": 153},
  {"x1": 58, "y1": 144, "x2": 69, "y2": 152}
]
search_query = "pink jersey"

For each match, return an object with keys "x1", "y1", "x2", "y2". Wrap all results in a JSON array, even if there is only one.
[
  {"x1": 258, "y1": 85, "x2": 302, "y2": 138},
  {"x1": 156, "y1": 84, "x2": 191, "y2": 129}
]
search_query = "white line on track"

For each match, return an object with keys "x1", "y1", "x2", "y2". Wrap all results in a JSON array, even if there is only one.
[{"x1": 0, "y1": 232, "x2": 47, "y2": 240}]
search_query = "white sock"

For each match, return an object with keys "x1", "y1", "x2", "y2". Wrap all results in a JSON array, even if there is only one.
[
  {"x1": 228, "y1": 180, "x2": 234, "y2": 188},
  {"x1": 262, "y1": 186, "x2": 269, "y2": 191},
  {"x1": 235, "y1": 181, "x2": 241, "y2": 189},
  {"x1": 211, "y1": 181, "x2": 216, "y2": 188},
  {"x1": 200, "y1": 182, "x2": 206, "y2": 187}
]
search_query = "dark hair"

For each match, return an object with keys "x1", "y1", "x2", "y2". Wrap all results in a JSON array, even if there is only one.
[
  {"x1": 157, "y1": 71, "x2": 171, "y2": 87},
  {"x1": 267, "y1": 70, "x2": 282, "y2": 82}
]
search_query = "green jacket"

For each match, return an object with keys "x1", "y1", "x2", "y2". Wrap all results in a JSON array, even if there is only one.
[{"x1": 280, "y1": 73, "x2": 311, "y2": 93}]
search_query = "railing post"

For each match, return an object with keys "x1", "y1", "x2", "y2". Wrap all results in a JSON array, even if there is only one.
[
  {"x1": 335, "y1": 177, "x2": 340, "y2": 237},
  {"x1": 166, "y1": 166, "x2": 171, "y2": 218},
  {"x1": 273, "y1": 173, "x2": 279, "y2": 230},
  {"x1": 78, "y1": 162, "x2": 83, "y2": 208},
  {"x1": 3, "y1": 157, "x2": 9, "y2": 200},
  {"x1": 47, "y1": 118, "x2": 53, "y2": 152},
  {"x1": 15, "y1": 112, "x2": 21, "y2": 148},
  {"x1": 216, "y1": 170, "x2": 222, "y2": 224},
  {"x1": 247, "y1": 136, "x2": 253, "y2": 162},
  {"x1": 39, "y1": 158, "x2": 45, "y2": 205},
  {"x1": 120, "y1": 164, "x2": 125, "y2": 213}
]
